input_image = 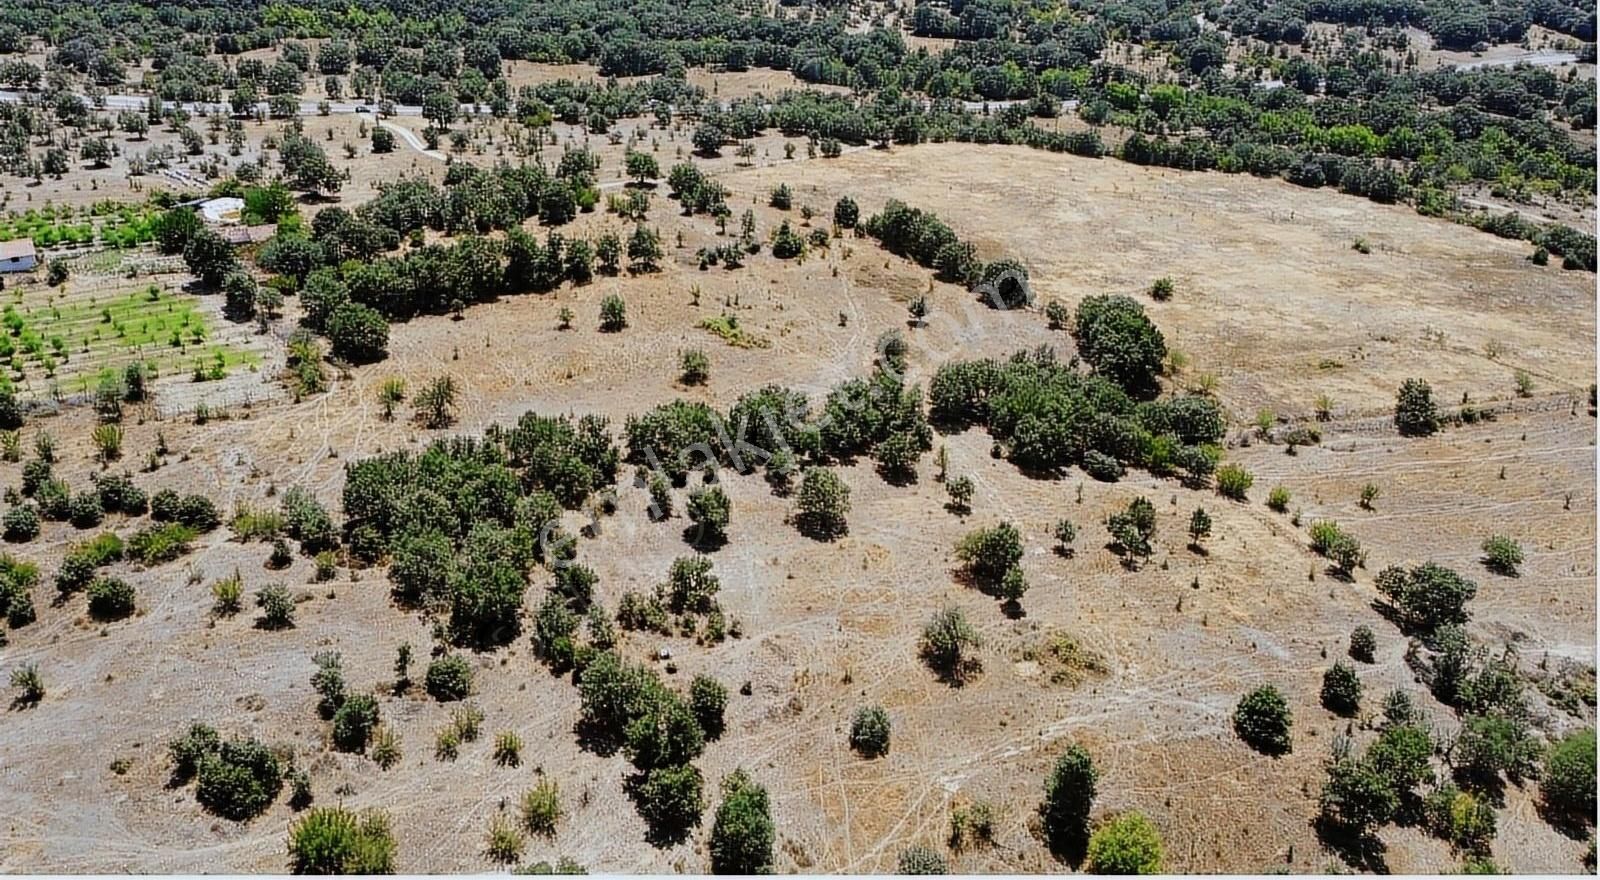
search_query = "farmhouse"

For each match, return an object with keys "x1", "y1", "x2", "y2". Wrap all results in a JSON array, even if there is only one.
[{"x1": 0, "y1": 238, "x2": 37, "y2": 273}]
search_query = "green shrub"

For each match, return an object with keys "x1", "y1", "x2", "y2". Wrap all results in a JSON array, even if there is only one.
[
  {"x1": 599, "y1": 294, "x2": 627, "y2": 331},
  {"x1": 1480, "y1": 535, "x2": 1523, "y2": 576},
  {"x1": 10, "y1": 661, "x2": 44, "y2": 705},
  {"x1": 1234, "y1": 685, "x2": 1292, "y2": 755},
  {"x1": 1041, "y1": 744, "x2": 1097, "y2": 854},
  {"x1": 943, "y1": 475, "x2": 975, "y2": 513},
  {"x1": 680, "y1": 349, "x2": 710, "y2": 385},
  {"x1": 1267, "y1": 486, "x2": 1291, "y2": 512},
  {"x1": 709, "y1": 770, "x2": 775, "y2": 874},
  {"x1": 332, "y1": 694, "x2": 379, "y2": 752},
  {"x1": 494, "y1": 730, "x2": 523, "y2": 767},
  {"x1": 795, "y1": 468, "x2": 850, "y2": 539},
  {"x1": 686, "y1": 486, "x2": 730, "y2": 547},
  {"x1": 1082, "y1": 450, "x2": 1123, "y2": 482},
  {"x1": 849, "y1": 705, "x2": 891, "y2": 757},
  {"x1": 1214, "y1": 463, "x2": 1253, "y2": 500},
  {"x1": 634, "y1": 763, "x2": 704, "y2": 842},
  {"x1": 168, "y1": 723, "x2": 221, "y2": 782},
  {"x1": 896, "y1": 844, "x2": 948, "y2": 874},
  {"x1": 287, "y1": 806, "x2": 397, "y2": 874},
  {"x1": 1321, "y1": 662, "x2": 1362, "y2": 716},
  {"x1": 920, "y1": 607, "x2": 981, "y2": 683},
  {"x1": 1423, "y1": 785, "x2": 1496, "y2": 853},
  {"x1": 1349, "y1": 625, "x2": 1377, "y2": 663},
  {"x1": 1395, "y1": 378, "x2": 1439, "y2": 436},
  {"x1": 86, "y1": 577, "x2": 136, "y2": 620},
  {"x1": 327, "y1": 302, "x2": 390, "y2": 364},
  {"x1": 954, "y1": 522, "x2": 1023, "y2": 589},
  {"x1": 521, "y1": 779, "x2": 563, "y2": 837},
  {"x1": 1541, "y1": 728, "x2": 1596, "y2": 821},
  {"x1": 690, "y1": 675, "x2": 727, "y2": 738},
  {"x1": 425, "y1": 655, "x2": 473, "y2": 701},
  {"x1": 485, "y1": 813, "x2": 526, "y2": 864},
  {"x1": 255, "y1": 584, "x2": 295, "y2": 629},
  {"x1": 1454, "y1": 712, "x2": 1542, "y2": 787},
  {"x1": 1071, "y1": 294, "x2": 1166, "y2": 397},
  {"x1": 1086, "y1": 812, "x2": 1164, "y2": 874},
  {"x1": 127, "y1": 522, "x2": 199, "y2": 565},
  {"x1": 68, "y1": 492, "x2": 104, "y2": 529},
  {"x1": 1105, "y1": 497, "x2": 1156, "y2": 565},
  {"x1": 1308, "y1": 520, "x2": 1365, "y2": 577},
  {"x1": 1374, "y1": 562, "x2": 1477, "y2": 632},
  {"x1": 3, "y1": 505, "x2": 39, "y2": 542},
  {"x1": 1317, "y1": 755, "x2": 1397, "y2": 837},
  {"x1": 370, "y1": 727, "x2": 402, "y2": 770},
  {"x1": 195, "y1": 736, "x2": 284, "y2": 820},
  {"x1": 1053, "y1": 519, "x2": 1077, "y2": 554}
]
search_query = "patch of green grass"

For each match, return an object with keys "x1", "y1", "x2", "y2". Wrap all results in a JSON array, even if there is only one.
[
  {"x1": 0, "y1": 285, "x2": 260, "y2": 395},
  {"x1": 697, "y1": 314, "x2": 770, "y2": 349}
]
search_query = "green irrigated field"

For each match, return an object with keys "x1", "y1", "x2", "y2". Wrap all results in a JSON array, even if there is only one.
[{"x1": 1, "y1": 282, "x2": 262, "y2": 397}]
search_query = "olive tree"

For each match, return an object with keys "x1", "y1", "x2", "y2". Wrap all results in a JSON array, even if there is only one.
[
  {"x1": 795, "y1": 468, "x2": 850, "y2": 539},
  {"x1": 1234, "y1": 684, "x2": 1292, "y2": 755}
]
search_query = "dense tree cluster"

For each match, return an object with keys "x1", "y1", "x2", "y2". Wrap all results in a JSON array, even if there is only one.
[
  {"x1": 344, "y1": 413, "x2": 617, "y2": 645},
  {"x1": 929, "y1": 348, "x2": 1224, "y2": 480}
]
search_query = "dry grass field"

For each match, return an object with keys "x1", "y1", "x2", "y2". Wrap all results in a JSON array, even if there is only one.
[{"x1": 0, "y1": 142, "x2": 1593, "y2": 874}]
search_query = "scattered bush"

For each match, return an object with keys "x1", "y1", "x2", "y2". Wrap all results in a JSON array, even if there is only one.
[
  {"x1": 1086, "y1": 812, "x2": 1164, "y2": 874},
  {"x1": 1041, "y1": 744, "x2": 1097, "y2": 855},
  {"x1": 287, "y1": 806, "x2": 397, "y2": 874},
  {"x1": 709, "y1": 769, "x2": 775, "y2": 874},
  {"x1": 194, "y1": 736, "x2": 284, "y2": 820},
  {"x1": 332, "y1": 694, "x2": 380, "y2": 752},
  {"x1": 1349, "y1": 625, "x2": 1377, "y2": 663},
  {"x1": 255, "y1": 584, "x2": 295, "y2": 629},
  {"x1": 86, "y1": 576, "x2": 136, "y2": 620},
  {"x1": 426, "y1": 655, "x2": 473, "y2": 701},
  {"x1": 1375, "y1": 562, "x2": 1477, "y2": 633},
  {"x1": 1234, "y1": 685, "x2": 1292, "y2": 755},
  {"x1": 896, "y1": 845, "x2": 948, "y2": 874},
  {"x1": 1214, "y1": 463, "x2": 1253, "y2": 500},
  {"x1": 1480, "y1": 535, "x2": 1523, "y2": 576},
  {"x1": 1541, "y1": 728, "x2": 1596, "y2": 822},
  {"x1": 1321, "y1": 662, "x2": 1363, "y2": 716},
  {"x1": 920, "y1": 607, "x2": 981, "y2": 684},
  {"x1": 522, "y1": 779, "x2": 563, "y2": 837},
  {"x1": 794, "y1": 468, "x2": 850, "y2": 539},
  {"x1": 1395, "y1": 378, "x2": 1440, "y2": 437},
  {"x1": 849, "y1": 705, "x2": 891, "y2": 757}
]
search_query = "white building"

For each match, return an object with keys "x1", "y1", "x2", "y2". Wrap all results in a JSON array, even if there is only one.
[
  {"x1": 198, "y1": 197, "x2": 245, "y2": 225},
  {"x1": 0, "y1": 239, "x2": 37, "y2": 273}
]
